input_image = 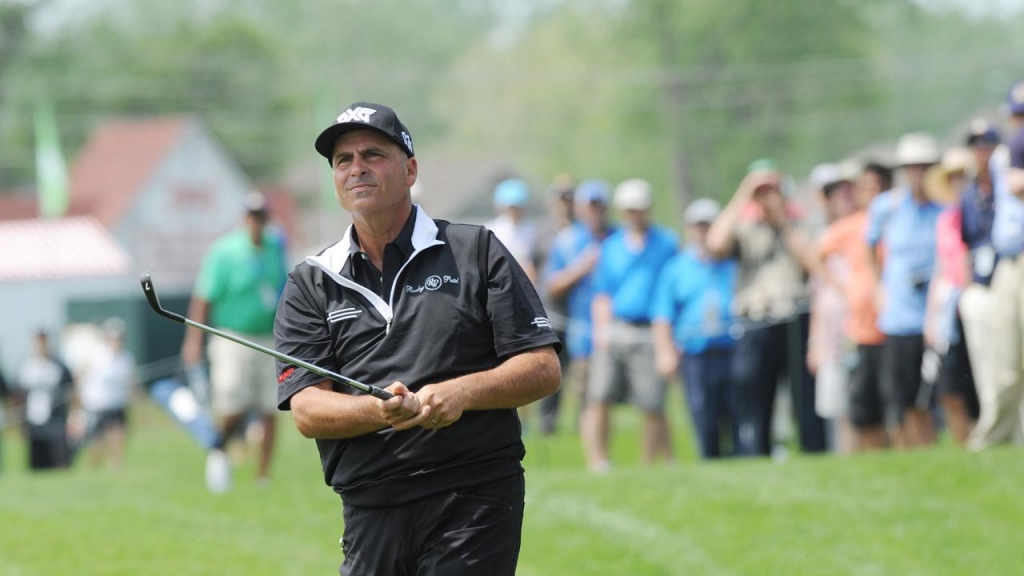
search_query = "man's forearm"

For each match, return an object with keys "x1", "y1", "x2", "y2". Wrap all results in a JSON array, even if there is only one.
[
  {"x1": 183, "y1": 298, "x2": 210, "y2": 345},
  {"x1": 1009, "y1": 168, "x2": 1024, "y2": 198},
  {"x1": 546, "y1": 265, "x2": 587, "y2": 298},
  {"x1": 438, "y1": 346, "x2": 561, "y2": 412},
  {"x1": 706, "y1": 202, "x2": 741, "y2": 259},
  {"x1": 290, "y1": 382, "x2": 391, "y2": 439},
  {"x1": 783, "y1": 226, "x2": 817, "y2": 274}
]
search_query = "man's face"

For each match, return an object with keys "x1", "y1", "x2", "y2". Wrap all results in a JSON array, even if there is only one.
[
  {"x1": 244, "y1": 211, "x2": 267, "y2": 236},
  {"x1": 902, "y1": 164, "x2": 930, "y2": 192},
  {"x1": 971, "y1": 143, "x2": 996, "y2": 173},
  {"x1": 623, "y1": 207, "x2": 650, "y2": 230},
  {"x1": 576, "y1": 200, "x2": 607, "y2": 229},
  {"x1": 686, "y1": 221, "x2": 712, "y2": 247},
  {"x1": 825, "y1": 181, "x2": 856, "y2": 221},
  {"x1": 751, "y1": 172, "x2": 783, "y2": 209},
  {"x1": 855, "y1": 171, "x2": 883, "y2": 208},
  {"x1": 555, "y1": 193, "x2": 574, "y2": 220},
  {"x1": 331, "y1": 130, "x2": 417, "y2": 216}
]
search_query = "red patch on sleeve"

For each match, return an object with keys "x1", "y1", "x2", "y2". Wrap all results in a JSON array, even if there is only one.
[{"x1": 278, "y1": 366, "x2": 296, "y2": 384}]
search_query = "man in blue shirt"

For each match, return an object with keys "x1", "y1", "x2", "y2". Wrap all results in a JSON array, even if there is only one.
[
  {"x1": 968, "y1": 81, "x2": 1024, "y2": 450},
  {"x1": 652, "y1": 199, "x2": 738, "y2": 459},
  {"x1": 866, "y1": 132, "x2": 945, "y2": 448},
  {"x1": 582, "y1": 179, "x2": 678, "y2": 472},
  {"x1": 543, "y1": 180, "x2": 615, "y2": 433}
]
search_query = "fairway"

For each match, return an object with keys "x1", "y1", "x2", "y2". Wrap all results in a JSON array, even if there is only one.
[{"x1": 2, "y1": 393, "x2": 1021, "y2": 576}]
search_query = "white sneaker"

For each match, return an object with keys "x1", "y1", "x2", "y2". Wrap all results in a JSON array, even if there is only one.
[{"x1": 205, "y1": 449, "x2": 231, "y2": 494}]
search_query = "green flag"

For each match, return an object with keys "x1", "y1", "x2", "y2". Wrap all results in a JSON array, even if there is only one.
[{"x1": 34, "y1": 97, "x2": 69, "y2": 218}]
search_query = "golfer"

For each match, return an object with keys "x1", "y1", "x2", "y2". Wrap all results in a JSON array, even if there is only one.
[{"x1": 274, "y1": 101, "x2": 561, "y2": 575}]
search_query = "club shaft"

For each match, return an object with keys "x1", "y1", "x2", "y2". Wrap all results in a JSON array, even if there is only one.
[
  {"x1": 141, "y1": 272, "x2": 392, "y2": 400},
  {"x1": 182, "y1": 318, "x2": 383, "y2": 397}
]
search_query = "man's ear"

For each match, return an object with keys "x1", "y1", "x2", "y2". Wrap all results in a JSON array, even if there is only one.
[{"x1": 405, "y1": 157, "x2": 419, "y2": 186}]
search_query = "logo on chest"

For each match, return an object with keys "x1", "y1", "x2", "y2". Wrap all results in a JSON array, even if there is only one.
[{"x1": 405, "y1": 274, "x2": 460, "y2": 294}]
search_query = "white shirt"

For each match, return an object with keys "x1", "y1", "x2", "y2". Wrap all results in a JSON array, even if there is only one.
[
  {"x1": 79, "y1": 345, "x2": 134, "y2": 412},
  {"x1": 485, "y1": 214, "x2": 538, "y2": 272}
]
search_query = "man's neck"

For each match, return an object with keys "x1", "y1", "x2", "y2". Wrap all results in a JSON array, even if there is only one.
[
  {"x1": 352, "y1": 201, "x2": 414, "y2": 267},
  {"x1": 910, "y1": 186, "x2": 928, "y2": 203}
]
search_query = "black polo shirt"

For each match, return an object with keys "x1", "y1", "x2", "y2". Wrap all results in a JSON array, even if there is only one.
[{"x1": 274, "y1": 205, "x2": 560, "y2": 507}]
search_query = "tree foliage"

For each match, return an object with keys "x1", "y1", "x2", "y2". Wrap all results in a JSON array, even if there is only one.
[{"x1": 1, "y1": 0, "x2": 1023, "y2": 222}]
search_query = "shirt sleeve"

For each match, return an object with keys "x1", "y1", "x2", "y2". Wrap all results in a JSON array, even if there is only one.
[
  {"x1": 194, "y1": 242, "x2": 225, "y2": 301},
  {"x1": 542, "y1": 233, "x2": 569, "y2": 283},
  {"x1": 273, "y1": 272, "x2": 336, "y2": 410},
  {"x1": 484, "y1": 230, "x2": 563, "y2": 359},
  {"x1": 650, "y1": 258, "x2": 679, "y2": 323},
  {"x1": 865, "y1": 193, "x2": 887, "y2": 248},
  {"x1": 1010, "y1": 132, "x2": 1024, "y2": 169}
]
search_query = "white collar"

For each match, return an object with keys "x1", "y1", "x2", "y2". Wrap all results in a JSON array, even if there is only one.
[{"x1": 310, "y1": 204, "x2": 441, "y2": 273}]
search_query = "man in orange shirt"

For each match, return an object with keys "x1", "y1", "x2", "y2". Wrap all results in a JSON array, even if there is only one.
[{"x1": 817, "y1": 163, "x2": 893, "y2": 451}]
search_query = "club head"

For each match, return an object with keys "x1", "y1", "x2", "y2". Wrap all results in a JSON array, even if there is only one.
[{"x1": 140, "y1": 272, "x2": 186, "y2": 323}]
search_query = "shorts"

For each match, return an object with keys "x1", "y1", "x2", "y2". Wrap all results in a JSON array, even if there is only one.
[
  {"x1": 815, "y1": 350, "x2": 849, "y2": 420},
  {"x1": 88, "y1": 408, "x2": 127, "y2": 437},
  {"x1": 208, "y1": 331, "x2": 278, "y2": 417},
  {"x1": 880, "y1": 334, "x2": 925, "y2": 425},
  {"x1": 587, "y1": 320, "x2": 666, "y2": 412},
  {"x1": 848, "y1": 344, "x2": 884, "y2": 428},
  {"x1": 340, "y1": 474, "x2": 525, "y2": 576}
]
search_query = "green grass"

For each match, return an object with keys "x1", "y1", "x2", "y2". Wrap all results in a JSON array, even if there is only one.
[{"x1": 2, "y1": 388, "x2": 1022, "y2": 575}]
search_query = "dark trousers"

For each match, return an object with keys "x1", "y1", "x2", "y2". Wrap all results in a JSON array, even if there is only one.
[
  {"x1": 27, "y1": 424, "x2": 70, "y2": 470},
  {"x1": 731, "y1": 312, "x2": 826, "y2": 456},
  {"x1": 681, "y1": 349, "x2": 737, "y2": 459},
  {"x1": 539, "y1": 329, "x2": 572, "y2": 434},
  {"x1": 339, "y1": 474, "x2": 525, "y2": 576}
]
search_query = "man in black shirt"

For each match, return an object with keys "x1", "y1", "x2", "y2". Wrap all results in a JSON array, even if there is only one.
[{"x1": 274, "y1": 102, "x2": 561, "y2": 575}]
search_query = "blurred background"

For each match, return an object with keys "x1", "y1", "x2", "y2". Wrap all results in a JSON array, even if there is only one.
[
  {"x1": 2, "y1": 1, "x2": 1024, "y2": 573},
  {"x1": 2, "y1": 0, "x2": 1024, "y2": 370}
]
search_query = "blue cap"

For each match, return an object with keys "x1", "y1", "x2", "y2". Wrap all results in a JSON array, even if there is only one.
[
  {"x1": 574, "y1": 179, "x2": 611, "y2": 205},
  {"x1": 493, "y1": 178, "x2": 530, "y2": 208},
  {"x1": 1008, "y1": 81, "x2": 1024, "y2": 116}
]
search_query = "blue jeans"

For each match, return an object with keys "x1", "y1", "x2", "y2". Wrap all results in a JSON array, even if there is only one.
[
  {"x1": 731, "y1": 313, "x2": 826, "y2": 456},
  {"x1": 680, "y1": 348, "x2": 737, "y2": 459}
]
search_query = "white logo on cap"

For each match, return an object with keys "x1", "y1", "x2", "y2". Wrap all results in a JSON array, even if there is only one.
[
  {"x1": 401, "y1": 131, "x2": 413, "y2": 153},
  {"x1": 1013, "y1": 83, "x2": 1024, "y2": 105},
  {"x1": 337, "y1": 107, "x2": 377, "y2": 123}
]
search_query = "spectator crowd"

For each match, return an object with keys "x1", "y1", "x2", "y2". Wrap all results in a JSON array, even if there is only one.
[
  {"x1": 3, "y1": 81, "x2": 1024, "y2": 477},
  {"x1": 505, "y1": 79, "x2": 1024, "y2": 470}
]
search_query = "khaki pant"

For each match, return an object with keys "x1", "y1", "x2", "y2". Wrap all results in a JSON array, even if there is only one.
[
  {"x1": 963, "y1": 258, "x2": 1024, "y2": 450},
  {"x1": 208, "y1": 331, "x2": 279, "y2": 417}
]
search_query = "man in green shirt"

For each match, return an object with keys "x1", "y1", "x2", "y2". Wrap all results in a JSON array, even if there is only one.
[{"x1": 182, "y1": 192, "x2": 288, "y2": 491}]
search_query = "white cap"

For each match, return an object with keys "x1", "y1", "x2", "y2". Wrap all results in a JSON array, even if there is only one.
[
  {"x1": 684, "y1": 198, "x2": 721, "y2": 225},
  {"x1": 613, "y1": 178, "x2": 653, "y2": 211},
  {"x1": 102, "y1": 317, "x2": 126, "y2": 338},
  {"x1": 896, "y1": 132, "x2": 941, "y2": 166},
  {"x1": 808, "y1": 163, "x2": 842, "y2": 191}
]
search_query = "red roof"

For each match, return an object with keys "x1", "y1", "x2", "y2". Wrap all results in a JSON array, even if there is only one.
[
  {"x1": 0, "y1": 216, "x2": 132, "y2": 281},
  {"x1": 66, "y1": 117, "x2": 189, "y2": 227}
]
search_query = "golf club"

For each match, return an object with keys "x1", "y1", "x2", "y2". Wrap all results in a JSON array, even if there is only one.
[{"x1": 140, "y1": 272, "x2": 394, "y2": 400}]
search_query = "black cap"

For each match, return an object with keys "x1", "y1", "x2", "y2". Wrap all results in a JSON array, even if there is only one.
[{"x1": 314, "y1": 102, "x2": 414, "y2": 164}]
